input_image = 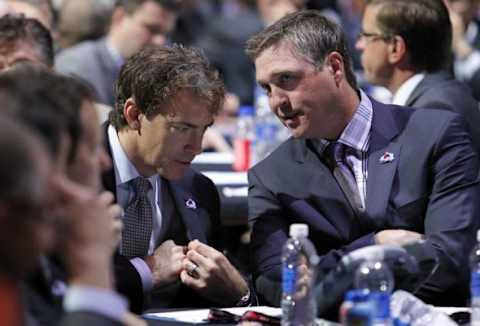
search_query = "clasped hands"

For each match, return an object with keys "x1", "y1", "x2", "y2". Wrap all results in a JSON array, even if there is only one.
[{"x1": 145, "y1": 239, "x2": 249, "y2": 305}]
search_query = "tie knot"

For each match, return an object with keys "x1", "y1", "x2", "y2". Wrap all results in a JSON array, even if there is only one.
[
  {"x1": 132, "y1": 177, "x2": 151, "y2": 194},
  {"x1": 328, "y1": 141, "x2": 346, "y2": 164}
]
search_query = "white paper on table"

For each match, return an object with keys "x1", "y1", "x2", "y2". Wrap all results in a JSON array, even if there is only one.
[{"x1": 143, "y1": 306, "x2": 281, "y2": 324}]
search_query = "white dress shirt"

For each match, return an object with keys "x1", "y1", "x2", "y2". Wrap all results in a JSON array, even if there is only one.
[
  {"x1": 392, "y1": 73, "x2": 425, "y2": 106},
  {"x1": 108, "y1": 125, "x2": 164, "y2": 292}
]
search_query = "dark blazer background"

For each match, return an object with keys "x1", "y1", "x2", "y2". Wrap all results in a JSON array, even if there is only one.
[
  {"x1": 248, "y1": 99, "x2": 480, "y2": 307},
  {"x1": 101, "y1": 124, "x2": 222, "y2": 313},
  {"x1": 405, "y1": 71, "x2": 480, "y2": 154}
]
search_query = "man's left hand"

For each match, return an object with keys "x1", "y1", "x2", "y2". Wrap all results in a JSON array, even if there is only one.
[{"x1": 180, "y1": 240, "x2": 249, "y2": 306}]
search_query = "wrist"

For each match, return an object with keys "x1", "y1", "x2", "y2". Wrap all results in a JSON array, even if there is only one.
[{"x1": 234, "y1": 287, "x2": 251, "y2": 307}]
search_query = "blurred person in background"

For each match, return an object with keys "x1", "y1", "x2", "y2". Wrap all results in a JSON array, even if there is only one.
[
  {"x1": 0, "y1": 66, "x2": 142, "y2": 324},
  {"x1": 446, "y1": 0, "x2": 480, "y2": 100},
  {"x1": 0, "y1": 14, "x2": 53, "y2": 69},
  {"x1": 56, "y1": 0, "x2": 179, "y2": 107},
  {"x1": 4, "y1": 0, "x2": 55, "y2": 30},
  {"x1": 193, "y1": 0, "x2": 263, "y2": 106},
  {"x1": 57, "y1": 0, "x2": 115, "y2": 50},
  {"x1": 356, "y1": 0, "x2": 480, "y2": 153}
]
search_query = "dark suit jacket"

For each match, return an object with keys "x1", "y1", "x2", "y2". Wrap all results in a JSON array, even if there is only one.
[
  {"x1": 55, "y1": 39, "x2": 120, "y2": 106},
  {"x1": 102, "y1": 124, "x2": 222, "y2": 313},
  {"x1": 248, "y1": 99, "x2": 480, "y2": 307},
  {"x1": 405, "y1": 71, "x2": 480, "y2": 154}
]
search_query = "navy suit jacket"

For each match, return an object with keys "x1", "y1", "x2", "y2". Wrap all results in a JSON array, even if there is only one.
[
  {"x1": 405, "y1": 71, "x2": 480, "y2": 154},
  {"x1": 101, "y1": 124, "x2": 222, "y2": 313},
  {"x1": 248, "y1": 98, "x2": 480, "y2": 307}
]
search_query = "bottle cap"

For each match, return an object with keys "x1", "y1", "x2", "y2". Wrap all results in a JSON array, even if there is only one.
[
  {"x1": 238, "y1": 105, "x2": 254, "y2": 117},
  {"x1": 289, "y1": 223, "x2": 309, "y2": 238}
]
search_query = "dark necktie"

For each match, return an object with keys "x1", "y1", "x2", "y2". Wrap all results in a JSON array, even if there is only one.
[
  {"x1": 327, "y1": 142, "x2": 364, "y2": 212},
  {"x1": 121, "y1": 177, "x2": 153, "y2": 258}
]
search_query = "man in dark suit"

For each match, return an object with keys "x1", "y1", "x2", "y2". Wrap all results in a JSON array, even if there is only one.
[
  {"x1": 245, "y1": 9, "x2": 480, "y2": 307},
  {"x1": 104, "y1": 44, "x2": 254, "y2": 313},
  {"x1": 55, "y1": 0, "x2": 179, "y2": 107},
  {"x1": 356, "y1": 0, "x2": 480, "y2": 153}
]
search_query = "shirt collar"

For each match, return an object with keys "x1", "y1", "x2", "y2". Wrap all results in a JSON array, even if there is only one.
[
  {"x1": 107, "y1": 125, "x2": 155, "y2": 187},
  {"x1": 315, "y1": 89, "x2": 373, "y2": 154},
  {"x1": 391, "y1": 73, "x2": 425, "y2": 106}
]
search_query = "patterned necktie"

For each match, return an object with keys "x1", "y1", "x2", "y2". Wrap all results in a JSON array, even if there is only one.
[
  {"x1": 121, "y1": 177, "x2": 153, "y2": 258},
  {"x1": 328, "y1": 142, "x2": 364, "y2": 212}
]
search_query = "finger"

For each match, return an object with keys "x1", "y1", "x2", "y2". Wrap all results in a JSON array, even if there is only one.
[
  {"x1": 188, "y1": 240, "x2": 220, "y2": 257},
  {"x1": 98, "y1": 191, "x2": 115, "y2": 205},
  {"x1": 182, "y1": 258, "x2": 202, "y2": 279},
  {"x1": 108, "y1": 204, "x2": 123, "y2": 219},
  {"x1": 185, "y1": 249, "x2": 215, "y2": 273},
  {"x1": 180, "y1": 270, "x2": 205, "y2": 289}
]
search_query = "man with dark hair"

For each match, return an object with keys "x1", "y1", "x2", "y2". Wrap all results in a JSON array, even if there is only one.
[
  {"x1": 0, "y1": 112, "x2": 123, "y2": 325},
  {"x1": 0, "y1": 64, "x2": 144, "y2": 325},
  {"x1": 0, "y1": 14, "x2": 54, "y2": 69},
  {"x1": 105, "y1": 44, "x2": 254, "y2": 312},
  {"x1": 356, "y1": 0, "x2": 480, "y2": 152},
  {"x1": 246, "y1": 9, "x2": 480, "y2": 307},
  {"x1": 56, "y1": 0, "x2": 179, "y2": 106}
]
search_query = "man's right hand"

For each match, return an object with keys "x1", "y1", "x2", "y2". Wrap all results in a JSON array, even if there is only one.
[{"x1": 144, "y1": 240, "x2": 186, "y2": 288}]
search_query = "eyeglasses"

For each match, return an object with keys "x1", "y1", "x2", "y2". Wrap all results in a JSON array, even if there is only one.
[{"x1": 357, "y1": 30, "x2": 391, "y2": 42}]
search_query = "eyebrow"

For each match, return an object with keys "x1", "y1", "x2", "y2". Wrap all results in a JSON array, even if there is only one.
[{"x1": 170, "y1": 120, "x2": 214, "y2": 129}]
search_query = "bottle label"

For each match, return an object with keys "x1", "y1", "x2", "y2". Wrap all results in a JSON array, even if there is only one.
[
  {"x1": 472, "y1": 271, "x2": 480, "y2": 297},
  {"x1": 282, "y1": 266, "x2": 297, "y2": 296},
  {"x1": 232, "y1": 139, "x2": 251, "y2": 171}
]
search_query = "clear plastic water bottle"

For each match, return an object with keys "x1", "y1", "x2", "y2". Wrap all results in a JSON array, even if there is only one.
[
  {"x1": 471, "y1": 230, "x2": 480, "y2": 326},
  {"x1": 281, "y1": 223, "x2": 320, "y2": 326},
  {"x1": 232, "y1": 105, "x2": 254, "y2": 171},
  {"x1": 252, "y1": 86, "x2": 289, "y2": 164},
  {"x1": 354, "y1": 258, "x2": 394, "y2": 326},
  {"x1": 390, "y1": 290, "x2": 457, "y2": 326}
]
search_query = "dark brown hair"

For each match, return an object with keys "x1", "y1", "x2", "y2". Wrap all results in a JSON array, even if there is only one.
[
  {"x1": 245, "y1": 9, "x2": 357, "y2": 89},
  {"x1": 110, "y1": 44, "x2": 225, "y2": 129}
]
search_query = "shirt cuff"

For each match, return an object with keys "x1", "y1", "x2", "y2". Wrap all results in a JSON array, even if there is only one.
[
  {"x1": 130, "y1": 257, "x2": 153, "y2": 293},
  {"x1": 63, "y1": 285, "x2": 128, "y2": 322}
]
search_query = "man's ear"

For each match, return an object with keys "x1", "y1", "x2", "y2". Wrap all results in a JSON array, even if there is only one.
[
  {"x1": 387, "y1": 35, "x2": 407, "y2": 64},
  {"x1": 111, "y1": 6, "x2": 126, "y2": 27},
  {"x1": 123, "y1": 98, "x2": 142, "y2": 131},
  {"x1": 325, "y1": 51, "x2": 345, "y2": 87}
]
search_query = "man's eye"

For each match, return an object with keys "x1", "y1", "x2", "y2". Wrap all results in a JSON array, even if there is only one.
[
  {"x1": 171, "y1": 125, "x2": 190, "y2": 133},
  {"x1": 279, "y1": 74, "x2": 293, "y2": 84}
]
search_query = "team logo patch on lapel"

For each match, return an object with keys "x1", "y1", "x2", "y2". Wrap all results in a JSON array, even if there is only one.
[
  {"x1": 379, "y1": 152, "x2": 395, "y2": 164},
  {"x1": 185, "y1": 198, "x2": 197, "y2": 209}
]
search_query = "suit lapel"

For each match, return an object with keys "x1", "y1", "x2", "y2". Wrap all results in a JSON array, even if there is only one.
[
  {"x1": 297, "y1": 139, "x2": 359, "y2": 237},
  {"x1": 167, "y1": 180, "x2": 207, "y2": 243},
  {"x1": 366, "y1": 100, "x2": 402, "y2": 219}
]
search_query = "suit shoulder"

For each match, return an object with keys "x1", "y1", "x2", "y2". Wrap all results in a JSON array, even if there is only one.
[{"x1": 55, "y1": 40, "x2": 104, "y2": 71}]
